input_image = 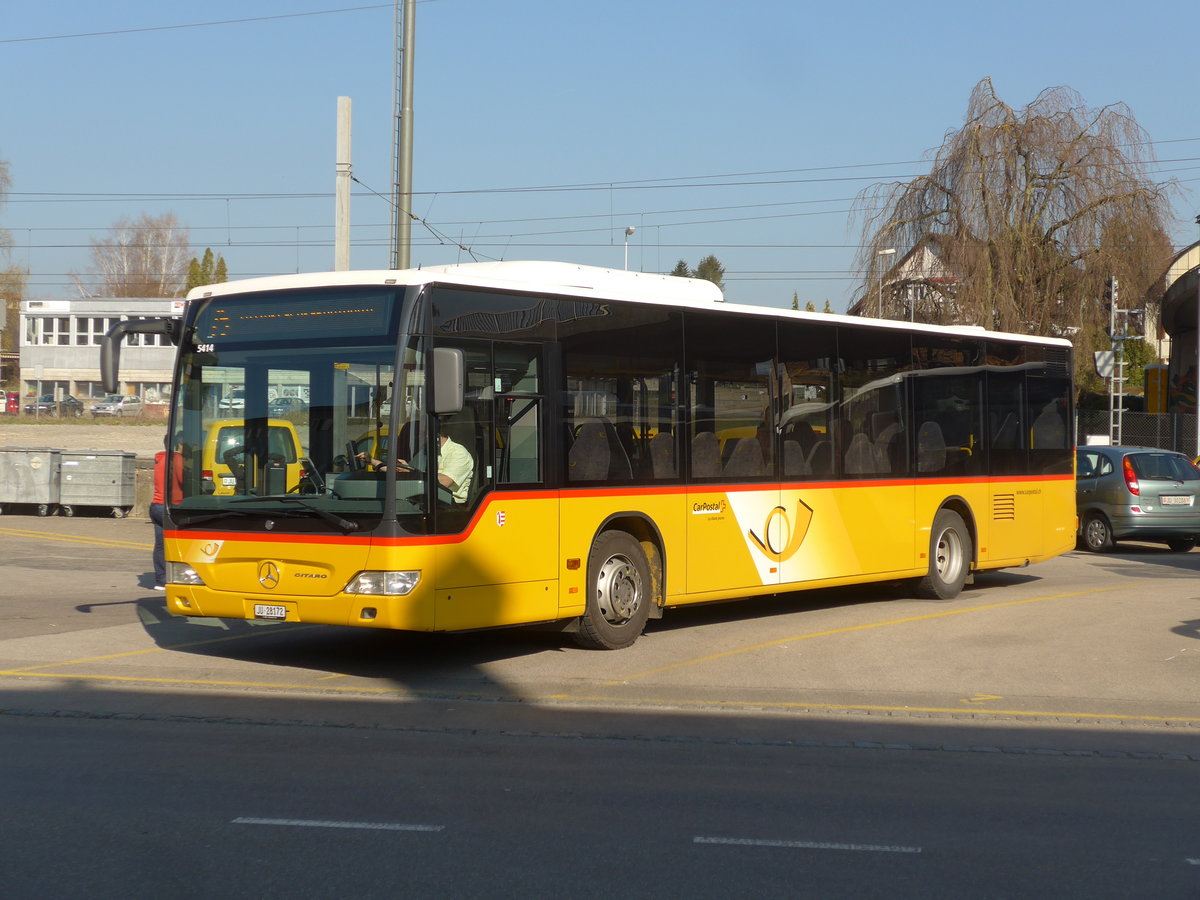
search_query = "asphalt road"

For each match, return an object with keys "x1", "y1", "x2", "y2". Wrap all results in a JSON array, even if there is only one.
[
  {"x1": 3, "y1": 712, "x2": 1197, "y2": 899},
  {"x1": 2, "y1": 514, "x2": 1200, "y2": 897}
]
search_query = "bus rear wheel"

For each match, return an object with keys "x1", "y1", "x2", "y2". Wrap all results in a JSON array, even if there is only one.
[
  {"x1": 575, "y1": 530, "x2": 652, "y2": 650},
  {"x1": 915, "y1": 509, "x2": 970, "y2": 600}
]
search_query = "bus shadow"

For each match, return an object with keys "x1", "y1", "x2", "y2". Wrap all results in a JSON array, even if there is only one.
[
  {"x1": 136, "y1": 597, "x2": 573, "y2": 690},
  {"x1": 132, "y1": 568, "x2": 1048, "y2": 690}
]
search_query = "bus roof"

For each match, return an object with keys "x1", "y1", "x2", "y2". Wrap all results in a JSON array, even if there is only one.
[{"x1": 185, "y1": 260, "x2": 1071, "y2": 349}]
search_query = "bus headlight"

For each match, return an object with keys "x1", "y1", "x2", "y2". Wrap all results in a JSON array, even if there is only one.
[
  {"x1": 345, "y1": 570, "x2": 421, "y2": 596},
  {"x1": 167, "y1": 562, "x2": 206, "y2": 585}
]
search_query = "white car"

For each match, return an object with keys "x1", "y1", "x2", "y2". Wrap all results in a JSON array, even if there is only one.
[
  {"x1": 219, "y1": 389, "x2": 245, "y2": 412},
  {"x1": 90, "y1": 394, "x2": 144, "y2": 417}
]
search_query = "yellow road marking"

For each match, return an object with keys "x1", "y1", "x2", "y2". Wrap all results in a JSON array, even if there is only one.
[
  {"x1": 0, "y1": 527, "x2": 151, "y2": 551},
  {"x1": 604, "y1": 582, "x2": 1146, "y2": 687},
  {"x1": 537, "y1": 693, "x2": 1200, "y2": 725},
  {"x1": 3, "y1": 625, "x2": 317, "y2": 674},
  {"x1": 0, "y1": 669, "x2": 1196, "y2": 725}
]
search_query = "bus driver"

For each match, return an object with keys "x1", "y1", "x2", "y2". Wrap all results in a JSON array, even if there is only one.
[{"x1": 361, "y1": 431, "x2": 474, "y2": 504}]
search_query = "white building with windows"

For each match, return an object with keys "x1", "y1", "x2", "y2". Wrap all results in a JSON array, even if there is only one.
[{"x1": 19, "y1": 297, "x2": 183, "y2": 407}]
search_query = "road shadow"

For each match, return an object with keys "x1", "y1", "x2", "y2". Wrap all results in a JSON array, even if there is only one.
[
  {"x1": 1, "y1": 679, "x2": 1197, "y2": 762},
  {"x1": 1170, "y1": 619, "x2": 1200, "y2": 641},
  {"x1": 1067, "y1": 542, "x2": 1200, "y2": 578}
]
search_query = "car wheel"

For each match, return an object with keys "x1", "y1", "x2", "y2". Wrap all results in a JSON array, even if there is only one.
[
  {"x1": 1082, "y1": 513, "x2": 1115, "y2": 552},
  {"x1": 1167, "y1": 537, "x2": 1195, "y2": 553}
]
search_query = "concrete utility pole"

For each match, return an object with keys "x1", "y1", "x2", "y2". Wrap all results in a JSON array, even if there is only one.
[
  {"x1": 390, "y1": 0, "x2": 415, "y2": 271},
  {"x1": 876, "y1": 248, "x2": 895, "y2": 317},
  {"x1": 1107, "y1": 276, "x2": 1126, "y2": 446},
  {"x1": 334, "y1": 96, "x2": 352, "y2": 272}
]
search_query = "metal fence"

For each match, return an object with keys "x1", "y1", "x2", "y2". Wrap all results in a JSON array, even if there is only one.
[{"x1": 1076, "y1": 410, "x2": 1200, "y2": 456}]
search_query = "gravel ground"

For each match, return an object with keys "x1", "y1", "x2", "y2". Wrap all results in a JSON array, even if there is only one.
[{"x1": 0, "y1": 421, "x2": 168, "y2": 460}]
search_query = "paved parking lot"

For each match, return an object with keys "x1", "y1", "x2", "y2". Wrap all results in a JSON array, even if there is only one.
[
  {"x1": 2, "y1": 510, "x2": 1199, "y2": 748},
  {"x1": 0, "y1": 421, "x2": 166, "y2": 459}
]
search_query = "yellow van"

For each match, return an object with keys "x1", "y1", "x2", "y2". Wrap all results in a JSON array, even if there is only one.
[{"x1": 201, "y1": 418, "x2": 304, "y2": 495}]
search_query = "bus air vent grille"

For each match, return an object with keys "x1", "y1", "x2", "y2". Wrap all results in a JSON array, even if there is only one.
[
  {"x1": 1043, "y1": 347, "x2": 1071, "y2": 374},
  {"x1": 993, "y1": 494, "x2": 1017, "y2": 520}
]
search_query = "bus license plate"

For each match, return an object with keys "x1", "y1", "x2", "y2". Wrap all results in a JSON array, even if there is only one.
[
  {"x1": 254, "y1": 604, "x2": 288, "y2": 619},
  {"x1": 1160, "y1": 495, "x2": 1193, "y2": 506}
]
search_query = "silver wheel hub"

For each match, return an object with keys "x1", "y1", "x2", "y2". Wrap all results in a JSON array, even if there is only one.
[
  {"x1": 933, "y1": 527, "x2": 964, "y2": 581},
  {"x1": 595, "y1": 554, "x2": 642, "y2": 624}
]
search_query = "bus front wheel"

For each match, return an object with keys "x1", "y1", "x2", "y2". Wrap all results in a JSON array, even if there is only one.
[
  {"x1": 915, "y1": 509, "x2": 970, "y2": 600},
  {"x1": 576, "y1": 530, "x2": 651, "y2": 650}
]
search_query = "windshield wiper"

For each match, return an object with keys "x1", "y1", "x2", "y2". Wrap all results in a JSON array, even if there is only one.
[
  {"x1": 228, "y1": 496, "x2": 359, "y2": 532},
  {"x1": 172, "y1": 508, "x2": 259, "y2": 528}
]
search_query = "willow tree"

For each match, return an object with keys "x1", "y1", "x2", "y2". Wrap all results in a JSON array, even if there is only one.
[{"x1": 853, "y1": 78, "x2": 1173, "y2": 376}]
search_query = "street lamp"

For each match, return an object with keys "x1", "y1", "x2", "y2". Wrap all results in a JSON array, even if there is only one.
[
  {"x1": 876, "y1": 248, "x2": 896, "y2": 317},
  {"x1": 623, "y1": 226, "x2": 636, "y2": 270}
]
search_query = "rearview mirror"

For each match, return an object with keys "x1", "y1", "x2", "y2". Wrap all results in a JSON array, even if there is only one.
[{"x1": 430, "y1": 347, "x2": 464, "y2": 415}]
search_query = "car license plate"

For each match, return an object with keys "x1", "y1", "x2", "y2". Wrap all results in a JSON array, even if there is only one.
[
  {"x1": 254, "y1": 604, "x2": 288, "y2": 619},
  {"x1": 1160, "y1": 495, "x2": 1193, "y2": 506},
  {"x1": 222, "y1": 476, "x2": 236, "y2": 486}
]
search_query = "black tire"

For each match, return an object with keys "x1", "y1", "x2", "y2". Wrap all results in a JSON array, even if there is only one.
[
  {"x1": 915, "y1": 509, "x2": 971, "y2": 600},
  {"x1": 1082, "y1": 513, "x2": 1115, "y2": 552},
  {"x1": 575, "y1": 530, "x2": 652, "y2": 650},
  {"x1": 1167, "y1": 537, "x2": 1195, "y2": 553}
]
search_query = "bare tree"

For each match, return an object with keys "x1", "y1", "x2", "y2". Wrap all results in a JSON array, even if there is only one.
[
  {"x1": 0, "y1": 158, "x2": 28, "y2": 379},
  {"x1": 853, "y1": 78, "x2": 1174, "y2": 376},
  {"x1": 76, "y1": 212, "x2": 191, "y2": 297}
]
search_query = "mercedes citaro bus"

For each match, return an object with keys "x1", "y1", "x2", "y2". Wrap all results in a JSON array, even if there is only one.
[{"x1": 102, "y1": 261, "x2": 1075, "y2": 649}]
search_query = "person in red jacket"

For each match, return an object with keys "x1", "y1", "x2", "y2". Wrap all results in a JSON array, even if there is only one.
[{"x1": 150, "y1": 435, "x2": 184, "y2": 591}]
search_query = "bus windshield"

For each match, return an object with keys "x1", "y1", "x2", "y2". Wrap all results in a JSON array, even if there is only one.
[{"x1": 168, "y1": 286, "x2": 433, "y2": 531}]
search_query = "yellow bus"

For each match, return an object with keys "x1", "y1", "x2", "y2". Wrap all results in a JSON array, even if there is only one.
[{"x1": 102, "y1": 261, "x2": 1075, "y2": 649}]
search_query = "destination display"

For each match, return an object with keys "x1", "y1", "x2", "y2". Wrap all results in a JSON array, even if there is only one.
[{"x1": 193, "y1": 289, "x2": 397, "y2": 343}]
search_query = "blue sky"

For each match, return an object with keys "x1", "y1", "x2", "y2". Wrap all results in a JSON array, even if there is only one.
[{"x1": 3, "y1": 0, "x2": 1198, "y2": 311}]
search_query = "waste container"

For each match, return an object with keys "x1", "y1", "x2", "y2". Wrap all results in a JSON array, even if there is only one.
[
  {"x1": 57, "y1": 450, "x2": 138, "y2": 518},
  {"x1": 0, "y1": 447, "x2": 63, "y2": 516}
]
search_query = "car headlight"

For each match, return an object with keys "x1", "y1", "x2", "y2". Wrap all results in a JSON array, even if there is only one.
[
  {"x1": 166, "y1": 562, "x2": 206, "y2": 585},
  {"x1": 345, "y1": 570, "x2": 420, "y2": 595}
]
